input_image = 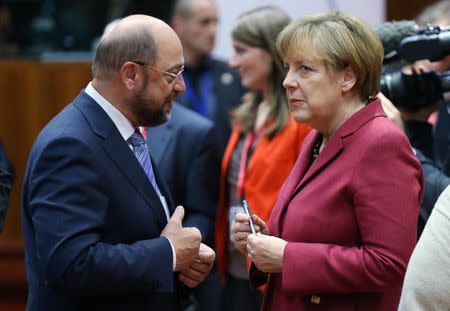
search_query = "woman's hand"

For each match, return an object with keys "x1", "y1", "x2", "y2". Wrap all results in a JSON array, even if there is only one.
[
  {"x1": 247, "y1": 234, "x2": 287, "y2": 273},
  {"x1": 231, "y1": 212, "x2": 268, "y2": 255}
]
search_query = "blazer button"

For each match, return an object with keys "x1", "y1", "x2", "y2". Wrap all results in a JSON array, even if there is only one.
[{"x1": 311, "y1": 295, "x2": 321, "y2": 304}]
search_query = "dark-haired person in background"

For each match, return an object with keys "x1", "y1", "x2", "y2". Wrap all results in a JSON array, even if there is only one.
[
  {"x1": 147, "y1": 102, "x2": 221, "y2": 311},
  {"x1": 391, "y1": 0, "x2": 450, "y2": 236},
  {"x1": 170, "y1": 0, "x2": 245, "y2": 157},
  {"x1": 0, "y1": 141, "x2": 14, "y2": 233}
]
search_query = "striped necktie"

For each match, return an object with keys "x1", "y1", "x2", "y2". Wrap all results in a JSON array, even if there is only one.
[{"x1": 129, "y1": 130, "x2": 161, "y2": 196}]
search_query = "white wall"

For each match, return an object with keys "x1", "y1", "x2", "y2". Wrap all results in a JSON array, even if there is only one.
[{"x1": 213, "y1": 0, "x2": 386, "y2": 61}]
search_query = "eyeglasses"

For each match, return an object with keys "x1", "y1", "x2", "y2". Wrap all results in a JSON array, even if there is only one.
[{"x1": 132, "y1": 61, "x2": 184, "y2": 84}]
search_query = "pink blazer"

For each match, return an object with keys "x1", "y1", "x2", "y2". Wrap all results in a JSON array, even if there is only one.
[{"x1": 251, "y1": 99, "x2": 424, "y2": 311}]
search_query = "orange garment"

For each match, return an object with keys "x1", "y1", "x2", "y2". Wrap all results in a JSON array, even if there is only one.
[{"x1": 215, "y1": 119, "x2": 311, "y2": 279}]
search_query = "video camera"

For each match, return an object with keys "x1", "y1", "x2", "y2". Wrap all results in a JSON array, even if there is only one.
[
  {"x1": 378, "y1": 23, "x2": 450, "y2": 110},
  {"x1": 380, "y1": 70, "x2": 450, "y2": 110}
]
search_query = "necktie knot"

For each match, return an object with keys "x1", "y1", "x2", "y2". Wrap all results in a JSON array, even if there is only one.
[{"x1": 129, "y1": 130, "x2": 146, "y2": 147}]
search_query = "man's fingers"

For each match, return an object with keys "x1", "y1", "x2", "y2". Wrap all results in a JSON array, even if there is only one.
[
  {"x1": 179, "y1": 273, "x2": 200, "y2": 288},
  {"x1": 169, "y1": 205, "x2": 185, "y2": 225},
  {"x1": 198, "y1": 243, "x2": 215, "y2": 263},
  {"x1": 179, "y1": 263, "x2": 210, "y2": 288}
]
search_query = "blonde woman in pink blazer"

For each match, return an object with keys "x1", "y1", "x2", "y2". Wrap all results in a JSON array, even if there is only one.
[{"x1": 232, "y1": 11, "x2": 424, "y2": 311}]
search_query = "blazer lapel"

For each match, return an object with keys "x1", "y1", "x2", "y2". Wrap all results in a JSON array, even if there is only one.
[
  {"x1": 273, "y1": 99, "x2": 387, "y2": 235},
  {"x1": 290, "y1": 99, "x2": 387, "y2": 197},
  {"x1": 291, "y1": 133, "x2": 344, "y2": 197},
  {"x1": 152, "y1": 158, "x2": 176, "y2": 216},
  {"x1": 75, "y1": 91, "x2": 169, "y2": 227},
  {"x1": 270, "y1": 131, "x2": 318, "y2": 236},
  {"x1": 103, "y1": 136, "x2": 169, "y2": 227}
]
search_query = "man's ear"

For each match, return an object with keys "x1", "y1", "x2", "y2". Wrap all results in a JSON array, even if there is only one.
[
  {"x1": 120, "y1": 61, "x2": 139, "y2": 90},
  {"x1": 341, "y1": 66, "x2": 356, "y2": 93}
]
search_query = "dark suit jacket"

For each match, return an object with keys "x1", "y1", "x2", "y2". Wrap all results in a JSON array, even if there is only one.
[
  {"x1": 251, "y1": 99, "x2": 423, "y2": 311},
  {"x1": 147, "y1": 103, "x2": 220, "y2": 246},
  {"x1": 22, "y1": 91, "x2": 185, "y2": 311},
  {"x1": 176, "y1": 58, "x2": 244, "y2": 157},
  {"x1": 0, "y1": 141, "x2": 14, "y2": 232},
  {"x1": 405, "y1": 102, "x2": 450, "y2": 235},
  {"x1": 433, "y1": 102, "x2": 450, "y2": 169}
]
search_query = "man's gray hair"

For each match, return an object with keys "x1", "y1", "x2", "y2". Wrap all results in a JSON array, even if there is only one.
[{"x1": 92, "y1": 27, "x2": 158, "y2": 80}]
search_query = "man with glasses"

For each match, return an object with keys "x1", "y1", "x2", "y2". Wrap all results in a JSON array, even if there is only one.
[
  {"x1": 133, "y1": 61, "x2": 185, "y2": 84},
  {"x1": 21, "y1": 14, "x2": 215, "y2": 311}
]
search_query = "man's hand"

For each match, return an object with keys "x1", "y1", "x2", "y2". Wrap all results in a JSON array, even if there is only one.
[
  {"x1": 161, "y1": 206, "x2": 201, "y2": 271},
  {"x1": 231, "y1": 212, "x2": 268, "y2": 255},
  {"x1": 247, "y1": 234, "x2": 287, "y2": 273},
  {"x1": 378, "y1": 92, "x2": 405, "y2": 131},
  {"x1": 179, "y1": 243, "x2": 215, "y2": 288}
]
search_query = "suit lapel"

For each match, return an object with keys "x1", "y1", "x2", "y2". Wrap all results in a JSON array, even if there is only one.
[
  {"x1": 274, "y1": 99, "x2": 387, "y2": 235},
  {"x1": 75, "y1": 92, "x2": 169, "y2": 227},
  {"x1": 291, "y1": 133, "x2": 344, "y2": 197},
  {"x1": 103, "y1": 136, "x2": 169, "y2": 226},
  {"x1": 151, "y1": 157, "x2": 176, "y2": 216},
  {"x1": 273, "y1": 132, "x2": 344, "y2": 236},
  {"x1": 271, "y1": 131, "x2": 317, "y2": 236}
]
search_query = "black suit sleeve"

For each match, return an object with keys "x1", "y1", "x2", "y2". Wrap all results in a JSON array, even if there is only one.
[
  {"x1": 405, "y1": 120, "x2": 434, "y2": 159},
  {"x1": 0, "y1": 143, "x2": 14, "y2": 232},
  {"x1": 182, "y1": 125, "x2": 221, "y2": 246},
  {"x1": 415, "y1": 149, "x2": 450, "y2": 222}
]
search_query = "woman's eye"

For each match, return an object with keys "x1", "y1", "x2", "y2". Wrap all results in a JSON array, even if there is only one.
[{"x1": 300, "y1": 65, "x2": 311, "y2": 72}]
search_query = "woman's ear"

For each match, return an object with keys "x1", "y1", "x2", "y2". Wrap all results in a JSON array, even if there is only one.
[{"x1": 341, "y1": 66, "x2": 356, "y2": 92}]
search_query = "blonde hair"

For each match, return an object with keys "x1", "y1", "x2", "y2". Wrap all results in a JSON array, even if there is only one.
[{"x1": 277, "y1": 11, "x2": 383, "y2": 101}]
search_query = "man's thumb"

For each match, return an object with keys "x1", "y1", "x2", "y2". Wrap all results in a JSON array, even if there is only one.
[{"x1": 170, "y1": 205, "x2": 185, "y2": 223}]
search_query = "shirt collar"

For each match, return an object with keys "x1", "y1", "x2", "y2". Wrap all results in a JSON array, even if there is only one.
[{"x1": 85, "y1": 82, "x2": 135, "y2": 141}]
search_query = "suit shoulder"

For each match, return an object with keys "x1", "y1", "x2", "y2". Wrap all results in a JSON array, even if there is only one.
[
  {"x1": 33, "y1": 101, "x2": 100, "y2": 156},
  {"x1": 171, "y1": 104, "x2": 214, "y2": 131},
  {"x1": 37, "y1": 104, "x2": 83, "y2": 140},
  {"x1": 367, "y1": 116, "x2": 409, "y2": 142},
  {"x1": 210, "y1": 57, "x2": 230, "y2": 70},
  {"x1": 210, "y1": 58, "x2": 240, "y2": 77}
]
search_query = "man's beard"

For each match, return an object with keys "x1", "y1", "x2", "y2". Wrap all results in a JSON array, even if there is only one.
[{"x1": 131, "y1": 84, "x2": 172, "y2": 127}]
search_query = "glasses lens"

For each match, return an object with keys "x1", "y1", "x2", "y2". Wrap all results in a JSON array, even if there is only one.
[
  {"x1": 166, "y1": 75, "x2": 176, "y2": 84},
  {"x1": 168, "y1": 68, "x2": 183, "y2": 84}
]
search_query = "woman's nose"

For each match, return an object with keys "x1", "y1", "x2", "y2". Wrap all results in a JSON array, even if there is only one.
[{"x1": 283, "y1": 70, "x2": 296, "y2": 90}]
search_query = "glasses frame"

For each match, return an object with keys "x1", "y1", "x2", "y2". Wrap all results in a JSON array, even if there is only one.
[{"x1": 132, "y1": 61, "x2": 184, "y2": 84}]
